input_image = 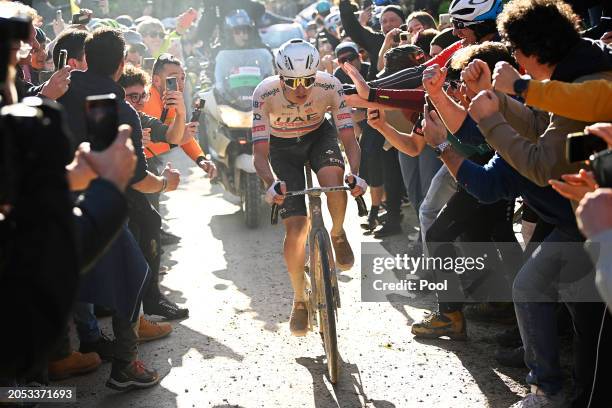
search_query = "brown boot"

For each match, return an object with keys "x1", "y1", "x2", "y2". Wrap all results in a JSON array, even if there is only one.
[
  {"x1": 48, "y1": 351, "x2": 102, "y2": 380},
  {"x1": 138, "y1": 315, "x2": 172, "y2": 343},
  {"x1": 331, "y1": 231, "x2": 354, "y2": 271}
]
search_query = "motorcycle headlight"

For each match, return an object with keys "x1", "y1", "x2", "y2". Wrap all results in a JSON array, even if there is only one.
[{"x1": 219, "y1": 105, "x2": 252, "y2": 128}]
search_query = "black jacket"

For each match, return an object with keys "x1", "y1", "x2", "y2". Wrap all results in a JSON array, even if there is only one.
[
  {"x1": 0, "y1": 98, "x2": 127, "y2": 377},
  {"x1": 57, "y1": 70, "x2": 148, "y2": 184},
  {"x1": 339, "y1": 0, "x2": 384, "y2": 80}
]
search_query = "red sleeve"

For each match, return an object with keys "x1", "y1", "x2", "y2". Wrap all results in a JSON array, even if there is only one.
[
  {"x1": 374, "y1": 88, "x2": 426, "y2": 110},
  {"x1": 424, "y1": 40, "x2": 464, "y2": 68}
]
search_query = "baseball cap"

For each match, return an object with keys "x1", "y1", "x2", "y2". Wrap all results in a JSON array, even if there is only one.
[
  {"x1": 316, "y1": 1, "x2": 332, "y2": 15},
  {"x1": 335, "y1": 42, "x2": 359, "y2": 59}
]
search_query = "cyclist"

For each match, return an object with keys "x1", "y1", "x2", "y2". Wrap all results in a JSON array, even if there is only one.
[{"x1": 252, "y1": 39, "x2": 367, "y2": 336}]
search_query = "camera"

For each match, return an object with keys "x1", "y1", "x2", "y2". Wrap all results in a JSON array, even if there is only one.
[{"x1": 590, "y1": 149, "x2": 612, "y2": 188}]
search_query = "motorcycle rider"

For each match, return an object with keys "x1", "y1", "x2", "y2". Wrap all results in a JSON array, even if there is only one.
[{"x1": 252, "y1": 40, "x2": 366, "y2": 336}]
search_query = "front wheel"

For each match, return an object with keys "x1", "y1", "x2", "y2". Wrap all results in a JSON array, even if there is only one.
[
  {"x1": 314, "y1": 231, "x2": 339, "y2": 383},
  {"x1": 243, "y1": 172, "x2": 261, "y2": 229}
]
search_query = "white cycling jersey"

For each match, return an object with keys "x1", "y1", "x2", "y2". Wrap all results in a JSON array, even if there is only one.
[{"x1": 251, "y1": 71, "x2": 353, "y2": 144}]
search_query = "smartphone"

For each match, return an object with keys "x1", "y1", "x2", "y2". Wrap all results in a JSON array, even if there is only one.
[
  {"x1": 72, "y1": 13, "x2": 91, "y2": 25},
  {"x1": 56, "y1": 9, "x2": 62, "y2": 22},
  {"x1": 399, "y1": 32, "x2": 409, "y2": 42},
  {"x1": 58, "y1": 49, "x2": 67, "y2": 70},
  {"x1": 191, "y1": 99, "x2": 205, "y2": 122},
  {"x1": 166, "y1": 77, "x2": 178, "y2": 92},
  {"x1": 143, "y1": 57, "x2": 155, "y2": 73},
  {"x1": 566, "y1": 132, "x2": 608, "y2": 163},
  {"x1": 85, "y1": 94, "x2": 118, "y2": 151},
  {"x1": 393, "y1": 33, "x2": 400, "y2": 43},
  {"x1": 590, "y1": 149, "x2": 612, "y2": 187},
  {"x1": 439, "y1": 13, "x2": 451, "y2": 26}
]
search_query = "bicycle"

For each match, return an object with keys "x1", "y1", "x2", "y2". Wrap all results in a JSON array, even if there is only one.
[{"x1": 271, "y1": 163, "x2": 367, "y2": 383}]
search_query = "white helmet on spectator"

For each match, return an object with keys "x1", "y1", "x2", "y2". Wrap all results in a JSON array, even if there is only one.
[
  {"x1": 324, "y1": 12, "x2": 341, "y2": 33},
  {"x1": 275, "y1": 39, "x2": 320, "y2": 78},
  {"x1": 448, "y1": 0, "x2": 503, "y2": 23}
]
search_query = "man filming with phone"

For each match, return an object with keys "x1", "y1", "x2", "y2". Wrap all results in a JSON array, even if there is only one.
[{"x1": 142, "y1": 53, "x2": 216, "y2": 179}]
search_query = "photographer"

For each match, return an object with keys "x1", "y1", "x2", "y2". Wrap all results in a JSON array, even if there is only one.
[{"x1": 0, "y1": 3, "x2": 135, "y2": 382}]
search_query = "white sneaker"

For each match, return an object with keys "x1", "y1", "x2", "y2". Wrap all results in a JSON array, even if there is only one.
[{"x1": 509, "y1": 386, "x2": 566, "y2": 408}]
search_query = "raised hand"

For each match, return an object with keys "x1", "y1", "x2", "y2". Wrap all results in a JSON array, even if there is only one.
[
  {"x1": 343, "y1": 62, "x2": 370, "y2": 100},
  {"x1": 467, "y1": 90, "x2": 500, "y2": 123},
  {"x1": 162, "y1": 162, "x2": 181, "y2": 192},
  {"x1": 492, "y1": 61, "x2": 521, "y2": 95},
  {"x1": 422, "y1": 64, "x2": 447, "y2": 97},
  {"x1": 461, "y1": 59, "x2": 492, "y2": 95}
]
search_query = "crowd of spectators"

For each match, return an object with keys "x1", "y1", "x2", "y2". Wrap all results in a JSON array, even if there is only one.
[{"x1": 1, "y1": 0, "x2": 611, "y2": 407}]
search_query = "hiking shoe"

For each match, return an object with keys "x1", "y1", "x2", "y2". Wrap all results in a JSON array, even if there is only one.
[
  {"x1": 106, "y1": 360, "x2": 160, "y2": 391},
  {"x1": 48, "y1": 351, "x2": 101, "y2": 380},
  {"x1": 79, "y1": 332, "x2": 114, "y2": 361},
  {"x1": 495, "y1": 326, "x2": 522, "y2": 348},
  {"x1": 411, "y1": 311, "x2": 467, "y2": 340},
  {"x1": 464, "y1": 302, "x2": 516, "y2": 324},
  {"x1": 509, "y1": 386, "x2": 565, "y2": 408},
  {"x1": 373, "y1": 220, "x2": 402, "y2": 238},
  {"x1": 160, "y1": 229, "x2": 181, "y2": 246},
  {"x1": 143, "y1": 296, "x2": 189, "y2": 320},
  {"x1": 331, "y1": 232, "x2": 354, "y2": 271},
  {"x1": 289, "y1": 301, "x2": 309, "y2": 337},
  {"x1": 138, "y1": 315, "x2": 172, "y2": 343},
  {"x1": 495, "y1": 346, "x2": 526, "y2": 368},
  {"x1": 361, "y1": 209, "x2": 380, "y2": 231}
]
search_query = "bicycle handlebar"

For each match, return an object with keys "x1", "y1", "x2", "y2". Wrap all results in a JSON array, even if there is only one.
[{"x1": 270, "y1": 185, "x2": 368, "y2": 225}]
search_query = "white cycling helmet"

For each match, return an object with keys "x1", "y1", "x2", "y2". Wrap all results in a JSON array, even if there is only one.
[
  {"x1": 449, "y1": 0, "x2": 503, "y2": 23},
  {"x1": 275, "y1": 39, "x2": 320, "y2": 78},
  {"x1": 324, "y1": 12, "x2": 341, "y2": 33}
]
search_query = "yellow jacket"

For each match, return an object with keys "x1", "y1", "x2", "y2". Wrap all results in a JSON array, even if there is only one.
[{"x1": 525, "y1": 79, "x2": 612, "y2": 122}]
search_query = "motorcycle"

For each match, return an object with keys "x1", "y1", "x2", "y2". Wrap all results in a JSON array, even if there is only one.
[{"x1": 198, "y1": 48, "x2": 274, "y2": 228}]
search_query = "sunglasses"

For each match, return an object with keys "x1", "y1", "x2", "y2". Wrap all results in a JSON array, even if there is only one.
[
  {"x1": 338, "y1": 54, "x2": 358, "y2": 64},
  {"x1": 126, "y1": 91, "x2": 150, "y2": 103},
  {"x1": 451, "y1": 19, "x2": 482, "y2": 29},
  {"x1": 145, "y1": 32, "x2": 165, "y2": 39},
  {"x1": 282, "y1": 76, "x2": 316, "y2": 90}
]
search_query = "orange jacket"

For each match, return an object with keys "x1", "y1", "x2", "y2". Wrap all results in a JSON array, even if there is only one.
[{"x1": 142, "y1": 86, "x2": 204, "y2": 161}]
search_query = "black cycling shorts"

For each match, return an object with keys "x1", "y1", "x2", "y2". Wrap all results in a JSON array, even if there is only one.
[{"x1": 269, "y1": 120, "x2": 345, "y2": 219}]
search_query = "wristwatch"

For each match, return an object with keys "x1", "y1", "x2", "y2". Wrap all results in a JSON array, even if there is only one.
[
  {"x1": 513, "y1": 77, "x2": 530, "y2": 98},
  {"x1": 434, "y1": 141, "x2": 452, "y2": 157}
]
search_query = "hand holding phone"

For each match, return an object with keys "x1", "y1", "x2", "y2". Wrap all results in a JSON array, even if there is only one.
[
  {"x1": 85, "y1": 93, "x2": 118, "y2": 151},
  {"x1": 58, "y1": 49, "x2": 67, "y2": 70},
  {"x1": 566, "y1": 131, "x2": 608, "y2": 163}
]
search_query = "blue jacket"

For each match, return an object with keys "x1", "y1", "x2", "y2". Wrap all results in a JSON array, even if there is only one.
[{"x1": 457, "y1": 153, "x2": 576, "y2": 230}]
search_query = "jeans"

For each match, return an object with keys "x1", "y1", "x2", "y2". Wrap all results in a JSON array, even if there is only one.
[
  {"x1": 426, "y1": 188, "x2": 521, "y2": 312},
  {"x1": 513, "y1": 227, "x2": 610, "y2": 403},
  {"x1": 419, "y1": 165, "x2": 457, "y2": 249},
  {"x1": 73, "y1": 302, "x2": 99, "y2": 344},
  {"x1": 398, "y1": 146, "x2": 441, "y2": 216}
]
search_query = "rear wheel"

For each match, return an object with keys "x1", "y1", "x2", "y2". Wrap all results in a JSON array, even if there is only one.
[
  {"x1": 243, "y1": 172, "x2": 261, "y2": 229},
  {"x1": 314, "y1": 232, "x2": 339, "y2": 383}
]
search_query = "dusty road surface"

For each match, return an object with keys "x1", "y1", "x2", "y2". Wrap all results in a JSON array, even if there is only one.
[{"x1": 54, "y1": 150, "x2": 531, "y2": 408}]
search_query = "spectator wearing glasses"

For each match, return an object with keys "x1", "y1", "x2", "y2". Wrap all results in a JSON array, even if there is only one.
[{"x1": 137, "y1": 10, "x2": 197, "y2": 59}]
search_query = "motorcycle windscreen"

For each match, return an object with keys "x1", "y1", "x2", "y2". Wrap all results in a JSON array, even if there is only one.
[{"x1": 214, "y1": 49, "x2": 274, "y2": 111}]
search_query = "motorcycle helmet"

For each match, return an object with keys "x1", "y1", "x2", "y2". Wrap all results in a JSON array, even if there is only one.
[
  {"x1": 275, "y1": 39, "x2": 320, "y2": 78},
  {"x1": 448, "y1": 0, "x2": 503, "y2": 23},
  {"x1": 324, "y1": 12, "x2": 341, "y2": 33},
  {"x1": 225, "y1": 9, "x2": 253, "y2": 29}
]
